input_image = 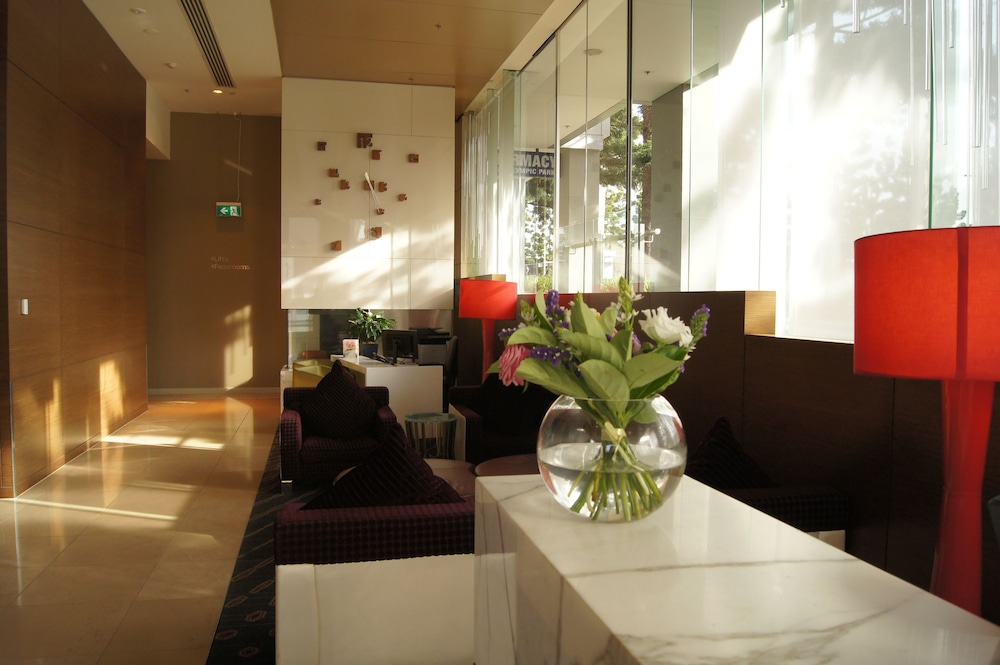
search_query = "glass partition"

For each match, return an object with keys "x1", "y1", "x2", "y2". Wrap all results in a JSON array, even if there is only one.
[{"x1": 460, "y1": 0, "x2": 981, "y2": 341}]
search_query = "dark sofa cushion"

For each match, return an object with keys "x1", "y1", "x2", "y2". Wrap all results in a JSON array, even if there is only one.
[
  {"x1": 298, "y1": 360, "x2": 377, "y2": 439},
  {"x1": 304, "y1": 421, "x2": 462, "y2": 509},
  {"x1": 685, "y1": 417, "x2": 776, "y2": 490},
  {"x1": 475, "y1": 373, "x2": 557, "y2": 436}
]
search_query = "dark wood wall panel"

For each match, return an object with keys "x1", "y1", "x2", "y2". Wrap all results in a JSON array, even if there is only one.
[
  {"x1": 742, "y1": 336, "x2": 896, "y2": 567},
  {"x1": 59, "y1": 109, "x2": 126, "y2": 246},
  {"x1": 57, "y1": 0, "x2": 131, "y2": 146},
  {"x1": 6, "y1": 63, "x2": 61, "y2": 232},
  {"x1": 8, "y1": 0, "x2": 60, "y2": 93},
  {"x1": 60, "y1": 236, "x2": 125, "y2": 362},
  {"x1": 8, "y1": 223, "x2": 60, "y2": 378},
  {"x1": 2, "y1": 0, "x2": 148, "y2": 494}
]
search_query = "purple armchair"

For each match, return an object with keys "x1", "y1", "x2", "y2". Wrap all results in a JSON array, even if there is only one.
[{"x1": 279, "y1": 385, "x2": 397, "y2": 483}]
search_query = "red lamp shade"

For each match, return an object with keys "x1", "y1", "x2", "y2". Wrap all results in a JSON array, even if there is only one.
[
  {"x1": 458, "y1": 279, "x2": 518, "y2": 379},
  {"x1": 854, "y1": 225, "x2": 1000, "y2": 615},
  {"x1": 855, "y1": 226, "x2": 1000, "y2": 380}
]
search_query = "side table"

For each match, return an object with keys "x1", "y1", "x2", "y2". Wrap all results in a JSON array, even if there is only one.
[{"x1": 404, "y1": 412, "x2": 458, "y2": 459}]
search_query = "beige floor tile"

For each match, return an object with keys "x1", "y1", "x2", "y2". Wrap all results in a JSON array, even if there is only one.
[
  {"x1": 137, "y1": 559, "x2": 236, "y2": 600},
  {"x1": 0, "y1": 602, "x2": 130, "y2": 659},
  {"x1": 160, "y1": 529, "x2": 244, "y2": 563},
  {"x1": 96, "y1": 647, "x2": 207, "y2": 665},
  {"x1": 15, "y1": 564, "x2": 150, "y2": 606},
  {"x1": 0, "y1": 566, "x2": 45, "y2": 601},
  {"x1": 50, "y1": 525, "x2": 174, "y2": 568},
  {"x1": 0, "y1": 393, "x2": 277, "y2": 663},
  {"x1": 102, "y1": 596, "x2": 224, "y2": 653},
  {"x1": 0, "y1": 535, "x2": 76, "y2": 568},
  {"x1": 103, "y1": 483, "x2": 199, "y2": 522}
]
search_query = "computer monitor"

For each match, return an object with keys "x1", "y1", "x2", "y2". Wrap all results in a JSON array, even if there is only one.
[{"x1": 381, "y1": 329, "x2": 419, "y2": 364}]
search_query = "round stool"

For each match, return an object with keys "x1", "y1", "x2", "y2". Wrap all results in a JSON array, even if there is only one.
[{"x1": 404, "y1": 412, "x2": 458, "y2": 459}]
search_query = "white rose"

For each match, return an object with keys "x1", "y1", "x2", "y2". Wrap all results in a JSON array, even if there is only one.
[{"x1": 639, "y1": 307, "x2": 693, "y2": 346}]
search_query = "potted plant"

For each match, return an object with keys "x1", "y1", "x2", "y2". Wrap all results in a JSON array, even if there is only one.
[{"x1": 347, "y1": 308, "x2": 396, "y2": 357}]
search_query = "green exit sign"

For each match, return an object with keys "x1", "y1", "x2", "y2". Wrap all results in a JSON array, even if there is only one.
[{"x1": 216, "y1": 202, "x2": 242, "y2": 217}]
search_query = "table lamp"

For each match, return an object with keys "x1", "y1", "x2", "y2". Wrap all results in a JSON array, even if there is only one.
[
  {"x1": 458, "y1": 279, "x2": 518, "y2": 380},
  {"x1": 854, "y1": 226, "x2": 1000, "y2": 614}
]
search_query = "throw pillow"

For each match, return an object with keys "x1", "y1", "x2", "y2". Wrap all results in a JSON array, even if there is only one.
[
  {"x1": 303, "y1": 420, "x2": 462, "y2": 509},
  {"x1": 298, "y1": 360, "x2": 377, "y2": 439},
  {"x1": 685, "y1": 417, "x2": 777, "y2": 490}
]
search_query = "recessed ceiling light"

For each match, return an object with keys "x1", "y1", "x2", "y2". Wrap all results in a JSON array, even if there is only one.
[
  {"x1": 143, "y1": 27, "x2": 159, "y2": 35},
  {"x1": 584, "y1": 48, "x2": 603, "y2": 56},
  {"x1": 212, "y1": 89, "x2": 224, "y2": 94},
  {"x1": 130, "y1": 7, "x2": 146, "y2": 14},
  {"x1": 165, "y1": 62, "x2": 177, "y2": 69}
]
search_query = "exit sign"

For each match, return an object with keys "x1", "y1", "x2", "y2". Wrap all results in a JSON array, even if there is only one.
[{"x1": 216, "y1": 202, "x2": 242, "y2": 217}]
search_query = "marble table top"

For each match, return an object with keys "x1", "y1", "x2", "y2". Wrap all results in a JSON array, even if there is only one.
[{"x1": 474, "y1": 474, "x2": 1000, "y2": 664}]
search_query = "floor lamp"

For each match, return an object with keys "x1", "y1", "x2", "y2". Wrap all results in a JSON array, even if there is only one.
[
  {"x1": 458, "y1": 279, "x2": 518, "y2": 381},
  {"x1": 854, "y1": 226, "x2": 1000, "y2": 615}
]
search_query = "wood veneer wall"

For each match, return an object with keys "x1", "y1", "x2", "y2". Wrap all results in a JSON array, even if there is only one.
[{"x1": 0, "y1": 0, "x2": 147, "y2": 496}]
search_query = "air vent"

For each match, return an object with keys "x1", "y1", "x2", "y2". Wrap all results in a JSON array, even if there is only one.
[{"x1": 178, "y1": 0, "x2": 235, "y2": 89}]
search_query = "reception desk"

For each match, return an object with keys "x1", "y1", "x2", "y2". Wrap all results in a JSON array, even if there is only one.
[
  {"x1": 339, "y1": 358, "x2": 442, "y2": 417},
  {"x1": 475, "y1": 475, "x2": 1000, "y2": 664}
]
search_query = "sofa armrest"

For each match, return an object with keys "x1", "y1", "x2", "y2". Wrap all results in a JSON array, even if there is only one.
[
  {"x1": 448, "y1": 385, "x2": 481, "y2": 407},
  {"x1": 274, "y1": 501, "x2": 475, "y2": 565},
  {"x1": 279, "y1": 407, "x2": 305, "y2": 481},
  {"x1": 725, "y1": 485, "x2": 850, "y2": 534},
  {"x1": 448, "y1": 403, "x2": 484, "y2": 464},
  {"x1": 363, "y1": 386, "x2": 391, "y2": 411}
]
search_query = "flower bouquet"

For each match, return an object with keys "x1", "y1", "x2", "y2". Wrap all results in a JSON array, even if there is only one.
[{"x1": 494, "y1": 277, "x2": 709, "y2": 521}]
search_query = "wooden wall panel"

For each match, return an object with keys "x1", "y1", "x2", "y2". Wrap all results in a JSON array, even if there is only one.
[
  {"x1": 6, "y1": 63, "x2": 61, "y2": 232},
  {"x1": 8, "y1": 223, "x2": 60, "y2": 378},
  {"x1": 59, "y1": 237, "x2": 125, "y2": 363},
  {"x1": 8, "y1": 0, "x2": 60, "y2": 93},
  {"x1": 2, "y1": 0, "x2": 148, "y2": 495},
  {"x1": 57, "y1": 0, "x2": 128, "y2": 145},
  {"x1": 59, "y1": 108, "x2": 125, "y2": 246},
  {"x1": 742, "y1": 336, "x2": 895, "y2": 567},
  {"x1": 10, "y1": 368, "x2": 63, "y2": 494}
]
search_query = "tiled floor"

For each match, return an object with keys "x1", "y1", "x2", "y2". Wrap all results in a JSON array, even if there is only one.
[{"x1": 0, "y1": 392, "x2": 278, "y2": 665}]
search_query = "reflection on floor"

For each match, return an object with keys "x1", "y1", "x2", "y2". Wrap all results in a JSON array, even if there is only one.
[{"x1": 0, "y1": 392, "x2": 277, "y2": 665}]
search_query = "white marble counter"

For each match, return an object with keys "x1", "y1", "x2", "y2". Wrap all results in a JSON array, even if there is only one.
[{"x1": 475, "y1": 475, "x2": 1000, "y2": 664}]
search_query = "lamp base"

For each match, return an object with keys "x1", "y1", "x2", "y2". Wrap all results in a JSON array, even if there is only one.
[{"x1": 931, "y1": 379, "x2": 994, "y2": 615}]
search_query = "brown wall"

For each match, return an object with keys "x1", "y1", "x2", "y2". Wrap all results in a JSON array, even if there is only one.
[
  {"x1": 2, "y1": 0, "x2": 148, "y2": 496},
  {"x1": 454, "y1": 289, "x2": 1000, "y2": 623},
  {"x1": 146, "y1": 113, "x2": 286, "y2": 391}
]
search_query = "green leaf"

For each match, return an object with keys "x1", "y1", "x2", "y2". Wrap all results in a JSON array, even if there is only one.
[
  {"x1": 610, "y1": 328, "x2": 633, "y2": 362},
  {"x1": 578, "y1": 360, "x2": 630, "y2": 401},
  {"x1": 506, "y1": 326, "x2": 558, "y2": 347},
  {"x1": 623, "y1": 353, "x2": 683, "y2": 393},
  {"x1": 561, "y1": 332, "x2": 623, "y2": 369},
  {"x1": 570, "y1": 294, "x2": 605, "y2": 338},
  {"x1": 656, "y1": 343, "x2": 689, "y2": 362},
  {"x1": 515, "y1": 358, "x2": 589, "y2": 398}
]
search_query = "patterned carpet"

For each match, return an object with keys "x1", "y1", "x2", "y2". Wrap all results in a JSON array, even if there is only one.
[{"x1": 205, "y1": 432, "x2": 324, "y2": 664}]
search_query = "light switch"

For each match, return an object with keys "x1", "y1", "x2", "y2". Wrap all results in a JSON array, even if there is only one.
[{"x1": 20, "y1": 299, "x2": 28, "y2": 315}]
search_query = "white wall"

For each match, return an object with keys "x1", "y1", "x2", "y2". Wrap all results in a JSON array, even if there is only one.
[{"x1": 280, "y1": 78, "x2": 455, "y2": 310}]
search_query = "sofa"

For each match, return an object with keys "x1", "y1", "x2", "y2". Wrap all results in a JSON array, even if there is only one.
[
  {"x1": 448, "y1": 374, "x2": 558, "y2": 464},
  {"x1": 274, "y1": 418, "x2": 475, "y2": 665},
  {"x1": 279, "y1": 360, "x2": 397, "y2": 483}
]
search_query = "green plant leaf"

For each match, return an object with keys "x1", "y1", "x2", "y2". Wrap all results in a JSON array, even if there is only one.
[
  {"x1": 561, "y1": 332, "x2": 623, "y2": 369},
  {"x1": 578, "y1": 359, "x2": 630, "y2": 401},
  {"x1": 506, "y1": 326, "x2": 558, "y2": 347},
  {"x1": 515, "y1": 358, "x2": 589, "y2": 398},
  {"x1": 570, "y1": 294, "x2": 606, "y2": 338},
  {"x1": 624, "y1": 353, "x2": 683, "y2": 393}
]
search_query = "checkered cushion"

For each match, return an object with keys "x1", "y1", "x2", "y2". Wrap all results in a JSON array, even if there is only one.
[
  {"x1": 274, "y1": 501, "x2": 475, "y2": 565},
  {"x1": 303, "y1": 421, "x2": 462, "y2": 508},
  {"x1": 298, "y1": 360, "x2": 377, "y2": 439}
]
